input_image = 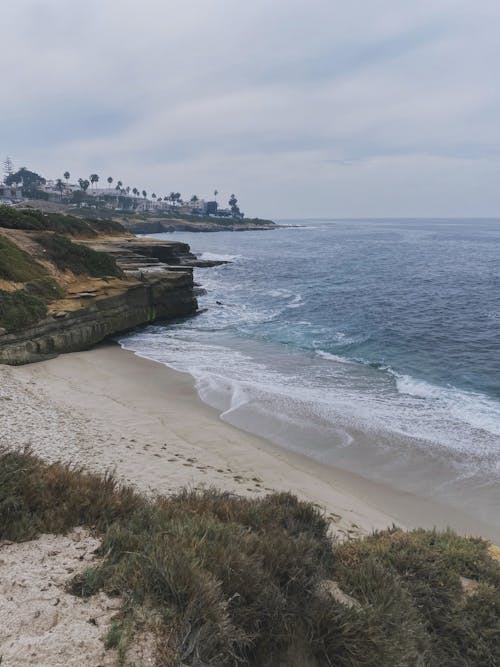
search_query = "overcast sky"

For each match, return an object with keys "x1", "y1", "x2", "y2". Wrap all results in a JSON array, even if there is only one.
[{"x1": 1, "y1": 1, "x2": 500, "y2": 218}]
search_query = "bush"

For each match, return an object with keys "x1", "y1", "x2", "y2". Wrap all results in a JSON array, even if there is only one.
[
  {"x1": 0, "y1": 206, "x2": 125, "y2": 236},
  {"x1": 0, "y1": 234, "x2": 49, "y2": 283},
  {"x1": 1, "y1": 448, "x2": 499, "y2": 666},
  {"x1": 0, "y1": 235, "x2": 64, "y2": 331},
  {"x1": 35, "y1": 233, "x2": 122, "y2": 278},
  {"x1": 0, "y1": 289, "x2": 48, "y2": 331}
]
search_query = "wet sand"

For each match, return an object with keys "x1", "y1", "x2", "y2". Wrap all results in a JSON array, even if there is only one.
[{"x1": 2, "y1": 342, "x2": 497, "y2": 541}]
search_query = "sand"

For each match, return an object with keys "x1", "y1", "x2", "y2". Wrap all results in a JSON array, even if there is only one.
[
  {"x1": 1, "y1": 343, "x2": 497, "y2": 664},
  {"x1": 1, "y1": 344, "x2": 406, "y2": 535},
  {"x1": 0, "y1": 529, "x2": 120, "y2": 667}
]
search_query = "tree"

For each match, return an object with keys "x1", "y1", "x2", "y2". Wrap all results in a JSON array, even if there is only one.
[
  {"x1": 214, "y1": 189, "x2": 218, "y2": 202},
  {"x1": 3, "y1": 156, "x2": 14, "y2": 181},
  {"x1": 126, "y1": 186, "x2": 130, "y2": 194},
  {"x1": 142, "y1": 190, "x2": 147, "y2": 198},
  {"x1": 5, "y1": 167, "x2": 46, "y2": 197},
  {"x1": 152, "y1": 193, "x2": 156, "y2": 200},
  {"x1": 107, "y1": 176, "x2": 113, "y2": 189},
  {"x1": 55, "y1": 178, "x2": 65, "y2": 194},
  {"x1": 78, "y1": 178, "x2": 90, "y2": 192},
  {"x1": 229, "y1": 194, "x2": 242, "y2": 218},
  {"x1": 64, "y1": 171, "x2": 70, "y2": 183},
  {"x1": 190, "y1": 195, "x2": 199, "y2": 204},
  {"x1": 90, "y1": 173, "x2": 99, "y2": 189},
  {"x1": 116, "y1": 180, "x2": 123, "y2": 190}
]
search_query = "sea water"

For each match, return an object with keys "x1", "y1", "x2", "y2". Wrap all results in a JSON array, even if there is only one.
[{"x1": 119, "y1": 219, "x2": 500, "y2": 532}]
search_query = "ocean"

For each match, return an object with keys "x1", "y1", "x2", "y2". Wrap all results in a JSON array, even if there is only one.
[{"x1": 119, "y1": 219, "x2": 500, "y2": 533}]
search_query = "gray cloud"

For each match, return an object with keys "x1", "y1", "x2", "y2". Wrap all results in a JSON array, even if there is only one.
[{"x1": 1, "y1": 0, "x2": 500, "y2": 217}]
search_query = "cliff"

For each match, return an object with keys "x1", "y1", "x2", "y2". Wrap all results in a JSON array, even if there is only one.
[
  {"x1": 0, "y1": 271, "x2": 196, "y2": 364},
  {"x1": 118, "y1": 215, "x2": 278, "y2": 234},
  {"x1": 0, "y1": 207, "x2": 203, "y2": 364},
  {"x1": 16, "y1": 200, "x2": 278, "y2": 233}
]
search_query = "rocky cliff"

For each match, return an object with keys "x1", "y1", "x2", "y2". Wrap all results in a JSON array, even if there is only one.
[
  {"x1": 0, "y1": 271, "x2": 196, "y2": 364},
  {"x1": 0, "y1": 210, "x2": 204, "y2": 364},
  {"x1": 118, "y1": 216, "x2": 278, "y2": 234}
]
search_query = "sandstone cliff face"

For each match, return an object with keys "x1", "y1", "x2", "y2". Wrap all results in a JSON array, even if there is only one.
[
  {"x1": 0, "y1": 271, "x2": 197, "y2": 364},
  {"x1": 0, "y1": 235, "x2": 201, "y2": 364}
]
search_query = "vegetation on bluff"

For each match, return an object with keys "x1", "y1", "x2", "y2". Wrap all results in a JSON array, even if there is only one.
[
  {"x1": 35, "y1": 233, "x2": 122, "y2": 278},
  {"x1": 0, "y1": 205, "x2": 124, "y2": 237},
  {"x1": 0, "y1": 230, "x2": 121, "y2": 332},
  {"x1": 0, "y1": 235, "x2": 63, "y2": 331},
  {"x1": 1, "y1": 447, "x2": 498, "y2": 666}
]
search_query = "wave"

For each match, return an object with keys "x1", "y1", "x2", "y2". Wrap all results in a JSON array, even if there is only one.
[
  {"x1": 199, "y1": 251, "x2": 241, "y2": 262},
  {"x1": 118, "y1": 327, "x2": 500, "y2": 460},
  {"x1": 315, "y1": 350, "x2": 353, "y2": 365},
  {"x1": 285, "y1": 294, "x2": 304, "y2": 309},
  {"x1": 392, "y1": 371, "x2": 500, "y2": 437}
]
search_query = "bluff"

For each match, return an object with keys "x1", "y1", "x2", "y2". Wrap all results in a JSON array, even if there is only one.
[{"x1": 0, "y1": 207, "x2": 204, "y2": 364}]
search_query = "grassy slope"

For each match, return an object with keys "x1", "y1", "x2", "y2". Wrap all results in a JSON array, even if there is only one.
[
  {"x1": 35, "y1": 233, "x2": 122, "y2": 278},
  {"x1": 0, "y1": 235, "x2": 63, "y2": 331},
  {"x1": 1, "y1": 448, "x2": 498, "y2": 667},
  {"x1": 0, "y1": 210, "x2": 123, "y2": 332},
  {"x1": 0, "y1": 205, "x2": 125, "y2": 237}
]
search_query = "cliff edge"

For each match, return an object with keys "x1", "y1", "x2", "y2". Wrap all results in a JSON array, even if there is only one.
[{"x1": 0, "y1": 207, "x2": 200, "y2": 364}]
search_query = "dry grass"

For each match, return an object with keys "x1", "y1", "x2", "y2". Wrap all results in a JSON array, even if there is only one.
[{"x1": 1, "y1": 447, "x2": 499, "y2": 666}]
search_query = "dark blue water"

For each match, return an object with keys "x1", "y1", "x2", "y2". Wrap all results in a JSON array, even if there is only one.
[{"x1": 120, "y1": 219, "x2": 500, "y2": 526}]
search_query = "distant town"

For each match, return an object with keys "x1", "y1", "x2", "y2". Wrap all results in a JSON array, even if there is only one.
[{"x1": 0, "y1": 157, "x2": 244, "y2": 219}]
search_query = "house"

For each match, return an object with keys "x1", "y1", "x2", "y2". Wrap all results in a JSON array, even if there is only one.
[{"x1": 0, "y1": 183, "x2": 23, "y2": 203}]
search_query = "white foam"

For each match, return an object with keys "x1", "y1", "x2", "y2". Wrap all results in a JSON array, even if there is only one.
[
  {"x1": 316, "y1": 350, "x2": 353, "y2": 365},
  {"x1": 199, "y1": 251, "x2": 241, "y2": 262},
  {"x1": 285, "y1": 294, "x2": 304, "y2": 309},
  {"x1": 268, "y1": 289, "x2": 293, "y2": 298},
  {"x1": 118, "y1": 328, "x2": 500, "y2": 466},
  {"x1": 394, "y1": 372, "x2": 500, "y2": 437}
]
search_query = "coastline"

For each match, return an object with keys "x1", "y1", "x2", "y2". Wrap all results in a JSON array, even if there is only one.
[{"x1": 3, "y1": 342, "x2": 498, "y2": 542}]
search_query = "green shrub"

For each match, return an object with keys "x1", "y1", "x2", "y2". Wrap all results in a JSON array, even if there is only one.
[
  {"x1": 0, "y1": 206, "x2": 125, "y2": 236},
  {"x1": 35, "y1": 233, "x2": 122, "y2": 278},
  {"x1": 0, "y1": 235, "x2": 64, "y2": 330},
  {"x1": 1, "y1": 448, "x2": 499, "y2": 667},
  {"x1": 0, "y1": 289, "x2": 48, "y2": 331},
  {"x1": 333, "y1": 527, "x2": 500, "y2": 666},
  {"x1": 0, "y1": 234, "x2": 49, "y2": 283}
]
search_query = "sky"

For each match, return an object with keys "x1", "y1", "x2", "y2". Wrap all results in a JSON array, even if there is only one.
[{"x1": 1, "y1": 0, "x2": 500, "y2": 218}]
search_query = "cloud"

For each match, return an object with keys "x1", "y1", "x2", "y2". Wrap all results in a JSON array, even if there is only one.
[{"x1": 1, "y1": 0, "x2": 500, "y2": 216}]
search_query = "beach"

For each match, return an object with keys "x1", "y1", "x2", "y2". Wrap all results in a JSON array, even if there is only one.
[
  {"x1": 2, "y1": 342, "x2": 496, "y2": 542},
  {"x1": 2, "y1": 342, "x2": 499, "y2": 665}
]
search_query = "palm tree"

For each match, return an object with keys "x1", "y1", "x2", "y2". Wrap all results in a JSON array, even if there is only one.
[
  {"x1": 115, "y1": 180, "x2": 123, "y2": 191},
  {"x1": 78, "y1": 178, "x2": 90, "y2": 192},
  {"x1": 90, "y1": 173, "x2": 99, "y2": 189},
  {"x1": 55, "y1": 178, "x2": 64, "y2": 195},
  {"x1": 214, "y1": 189, "x2": 218, "y2": 203},
  {"x1": 142, "y1": 190, "x2": 147, "y2": 199},
  {"x1": 107, "y1": 176, "x2": 113, "y2": 190},
  {"x1": 64, "y1": 171, "x2": 70, "y2": 183},
  {"x1": 126, "y1": 186, "x2": 130, "y2": 194}
]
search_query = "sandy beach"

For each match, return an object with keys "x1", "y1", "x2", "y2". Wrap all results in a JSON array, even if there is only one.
[
  {"x1": 2, "y1": 342, "x2": 496, "y2": 542},
  {"x1": 2, "y1": 342, "x2": 499, "y2": 665}
]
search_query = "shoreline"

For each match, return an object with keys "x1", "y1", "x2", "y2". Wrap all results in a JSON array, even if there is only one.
[{"x1": 3, "y1": 342, "x2": 498, "y2": 542}]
